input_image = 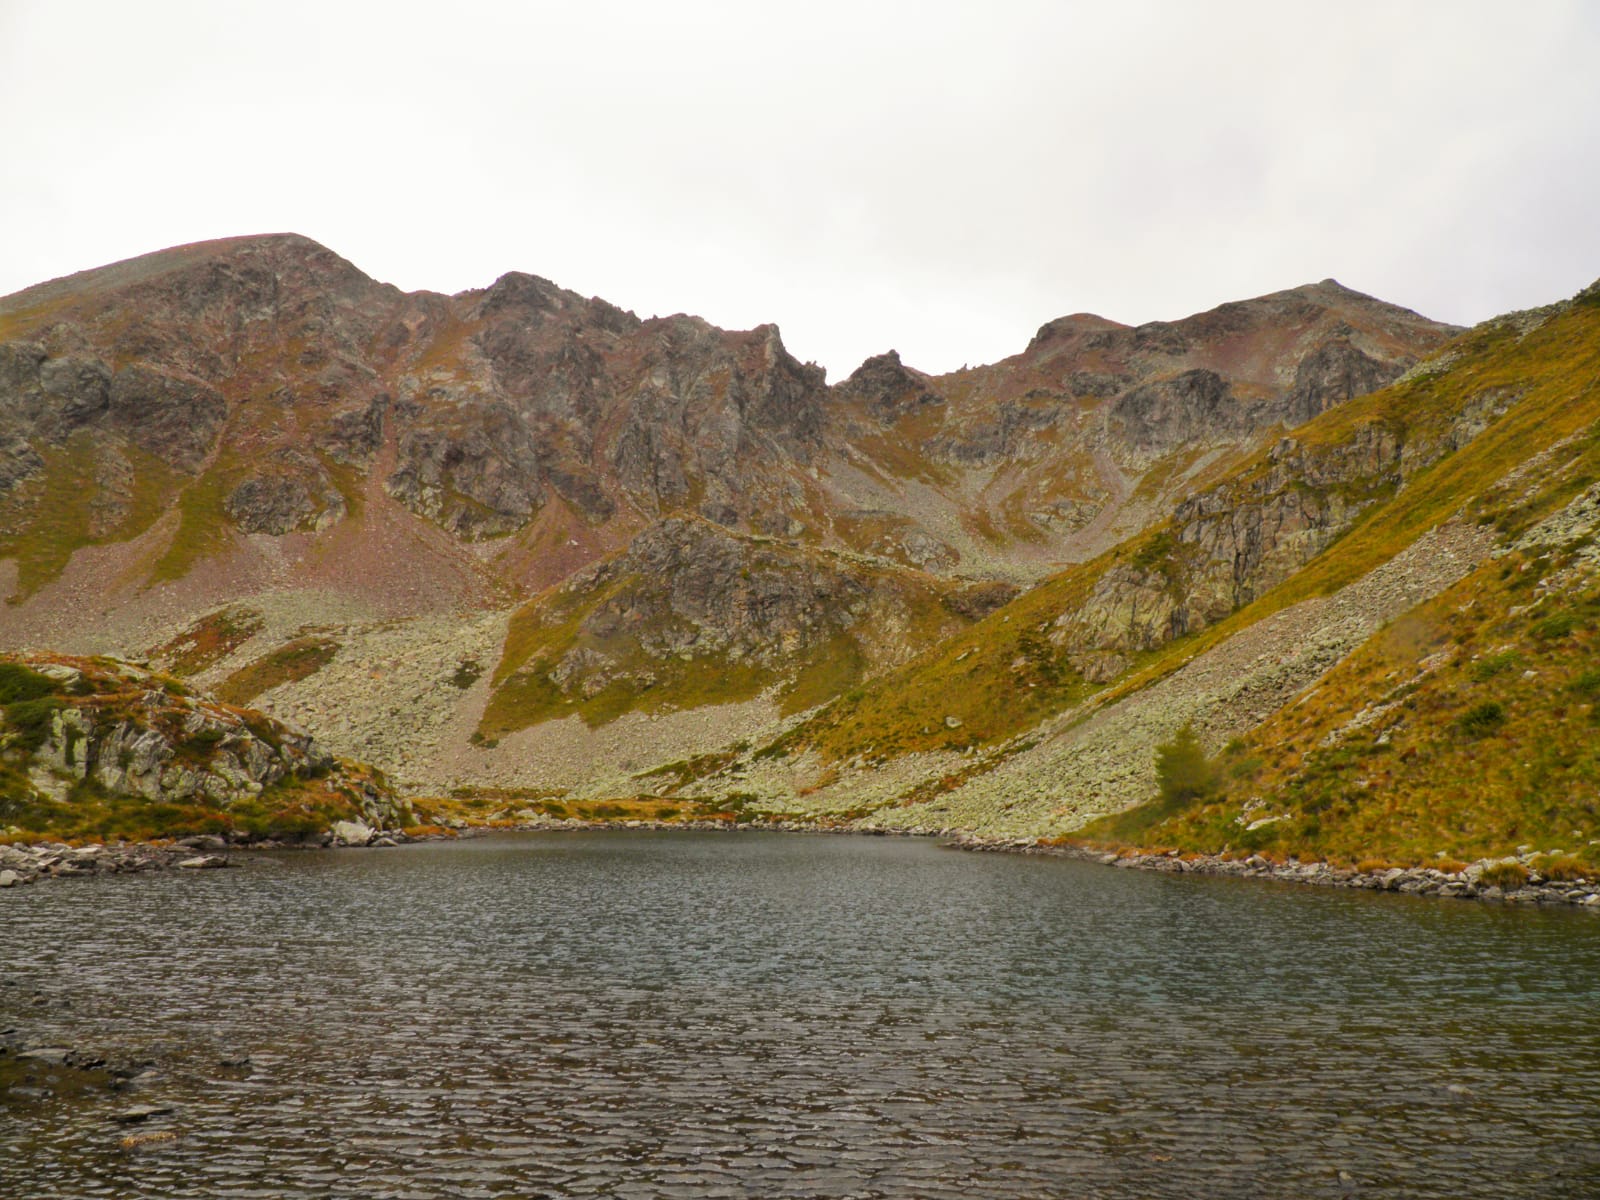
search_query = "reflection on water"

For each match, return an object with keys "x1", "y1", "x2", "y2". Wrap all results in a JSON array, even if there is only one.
[{"x1": 4, "y1": 831, "x2": 1600, "y2": 1198}]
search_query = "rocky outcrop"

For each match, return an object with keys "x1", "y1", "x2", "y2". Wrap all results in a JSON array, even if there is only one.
[
  {"x1": 0, "y1": 343, "x2": 112, "y2": 450},
  {"x1": 925, "y1": 279, "x2": 1454, "y2": 472},
  {"x1": 1283, "y1": 337, "x2": 1406, "y2": 423},
  {"x1": 488, "y1": 516, "x2": 994, "y2": 723},
  {"x1": 606, "y1": 319, "x2": 828, "y2": 526},
  {"x1": 225, "y1": 449, "x2": 346, "y2": 534},
  {"x1": 543, "y1": 519, "x2": 902, "y2": 687},
  {"x1": 927, "y1": 391, "x2": 1076, "y2": 465},
  {"x1": 107, "y1": 364, "x2": 227, "y2": 471},
  {"x1": 1054, "y1": 418, "x2": 1412, "y2": 660},
  {"x1": 386, "y1": 398, "x2": 546, "y2": 537},
  {"x1": 0, "y1": 654, "x2": 408, "y2": 841},
  {"x1": 1108, "y1": 369, "x2": 1244, "y2": 458},
  {"x1": 835, "y1": 350, "x2": 944, "y2": 423}
]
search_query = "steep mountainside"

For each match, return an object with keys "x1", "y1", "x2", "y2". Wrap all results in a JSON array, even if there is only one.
[
  {"x1": 0, "y1": 234, "x2": 1453, "y2": 791},
  {"x1": 0, "y1": 235, "x2": 1449, "y2": 607},
  {"x1": 655, "y1": 283, "x2": 1600, "y2": 871}
]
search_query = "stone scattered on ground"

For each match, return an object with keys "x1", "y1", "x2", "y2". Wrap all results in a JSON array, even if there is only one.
[
  {"x1": 114, "y1": 1104, "x2": 176, "y2": 1124},
  {"x1": 0, "y1": 840, "x2": 215, "y2": 886},
  {"x1": 176, "y1": 855, "x2": 228, "y2": 870}
]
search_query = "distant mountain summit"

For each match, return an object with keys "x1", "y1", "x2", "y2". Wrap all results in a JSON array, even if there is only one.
[{"x1": 0, "y1": 233, "x2": 1454, "y2": 612}]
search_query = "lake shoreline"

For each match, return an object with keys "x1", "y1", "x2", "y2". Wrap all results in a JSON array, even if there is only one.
[
  {"x1": 7, "y1": 818, "x2": 1599, "y2": 913},
  {"x1": 947, "y1": 834, "x2": 1600, "y2": 911},
  {"x1": 0, "y1": 816, "x2": 921, "y2": 887}
]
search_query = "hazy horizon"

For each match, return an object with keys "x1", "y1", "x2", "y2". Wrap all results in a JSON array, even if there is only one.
[{"x1": 4, "y1": 0, "x2": 1598, "y2": 377}]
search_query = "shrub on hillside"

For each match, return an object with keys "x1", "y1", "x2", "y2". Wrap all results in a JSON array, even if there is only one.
[
  {"x1": 1469, "y1": 652, "x2": 1521, "y2": 681},
  {"x1": 1457, "y1": 701, "x2": 1507, "y2": 738},
  {"x1": 1534, "y1": 854, "x2": 1588, "y2": 882},
  {"x1": 3, "y1": 697, "x2": 63, "y2": 753},
  {"x1": 1533, "y1": 612, "x2": 1578, "y2": 640},
  {"x1": 0, "y1": 663, "x2": 56, "y2": 705}
]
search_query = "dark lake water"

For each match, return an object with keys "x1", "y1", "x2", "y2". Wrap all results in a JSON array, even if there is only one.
[{"x1": 4, "y1": 831, "x2": 1600, "y2": 1199}]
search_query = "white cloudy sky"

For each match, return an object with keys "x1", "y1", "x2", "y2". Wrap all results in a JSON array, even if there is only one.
[{"x1": 3, "y1": 0, "x2": 1598, "y2": 378}]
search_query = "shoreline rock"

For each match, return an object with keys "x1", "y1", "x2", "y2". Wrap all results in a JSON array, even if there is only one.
[
  {"x1": 0, "y1": 839, "x2": 238, "y2": 886},
  {"x1": 944, "y1": 835, "x2": 1600, "y2": 911}
]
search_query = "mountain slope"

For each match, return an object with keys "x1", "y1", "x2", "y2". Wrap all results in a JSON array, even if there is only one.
[
  {"x1": 654, "y1": 284, "x2": 1600, "y2": 852},
  {"x1": 0, "y1": 236, "x2": 1449, "y2": 607},
  {"x1": 0, "y1": 233, "x2": 1455, "y2": 790},
  {"x1": 11, "y1": 233, "x2": 1539, "y2": 830}
]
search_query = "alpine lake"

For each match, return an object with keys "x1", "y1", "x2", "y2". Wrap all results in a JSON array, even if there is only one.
[{"x1": 4, "y1": 831, "x2": 1599, "y2": 1199}]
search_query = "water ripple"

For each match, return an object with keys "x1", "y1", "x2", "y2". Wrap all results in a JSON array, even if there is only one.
[{"x1": 4, "y1": 832, "x2": 1600, "y2": 1198}]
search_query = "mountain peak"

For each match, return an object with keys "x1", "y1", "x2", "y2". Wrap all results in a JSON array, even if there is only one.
[{"x1": 0, "y1": 231, "x2": 379, "y2": 320}]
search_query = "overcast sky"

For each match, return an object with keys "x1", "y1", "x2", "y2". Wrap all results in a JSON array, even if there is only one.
[{"x1": 3, "y1": 1, "x2": 1599, "y2": 378}]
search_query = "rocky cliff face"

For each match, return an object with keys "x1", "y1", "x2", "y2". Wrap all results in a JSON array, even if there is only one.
[
  {"x1": 479, "y1": 516, "x2": 1015, "y2": 739},
  {"x1": 0, "y1": 238, "x2": 1456, "y2": 617},
  {"x1": 1050, "y1": 396, "x2": 1484, "y2": 670},
  {"x1": 1058, "y1": 425, "x2": 1404, "y2": 664}
]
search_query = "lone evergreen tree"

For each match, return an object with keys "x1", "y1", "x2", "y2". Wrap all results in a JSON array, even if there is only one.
[{"x1": 1154, "y1": 722, "x2": 1218, "y2": 807}]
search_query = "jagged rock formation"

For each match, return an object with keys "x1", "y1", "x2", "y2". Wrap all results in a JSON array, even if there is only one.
[
  {"x1": 638, "y1": 283, "x2": 1600, "y2": 872},
  {"x1": 0, "y1": 237, "x2": 1454, "y2": 624}
]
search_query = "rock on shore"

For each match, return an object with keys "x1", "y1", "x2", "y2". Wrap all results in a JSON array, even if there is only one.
[
  {"x1": 948, "y1": 836, "x2": 1600, "y2": 910},
  {"x1": 0, "y1": 838, "x2": 235, "y2": 886}
]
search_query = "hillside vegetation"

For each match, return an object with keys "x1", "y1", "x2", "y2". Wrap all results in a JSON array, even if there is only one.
[{"x1": 652, "y1": 283, "x2": 1600, "y2": 855}]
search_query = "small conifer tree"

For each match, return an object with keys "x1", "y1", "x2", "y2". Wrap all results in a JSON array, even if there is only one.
[{"x1": 1154, "y1": 722, "x2": 1219, "y2": 807}]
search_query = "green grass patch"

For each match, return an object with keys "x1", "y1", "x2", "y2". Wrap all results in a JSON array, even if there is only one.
[
  {"x1": 0, "y1": 436, "x2": 180, "y2": 601},
  {"x1": 1469, "y1": 651, "x2": 1522, "y2": 681},
  {"x1": 778, "y1": 633, "x2": 868, "y2": 717},
  {"x1": 3, "y1": 697, "x2": 64, "y2": 753},
  {"x1": 147, "y1": 458, "x2": 243, "y2": 584},
  {"x1": 1457, "y1": 701, "x2": 1507, "y2": 739},
  {"x1": 0, "y1": 663, "x2": 56, "y2": 704},
  {"x1": 215, "y1": 637, "x2": 339, "y2": 706}
]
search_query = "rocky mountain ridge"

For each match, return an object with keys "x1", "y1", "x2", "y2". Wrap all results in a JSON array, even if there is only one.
[
  {"x1": 10, "y1": 234, "x2": 1593, "y2": 872},
  {"x1": 0, "y1": 235, "x2": 1453, "y2": 610},
  {"x1": 0, "y1": 236, "x2": 1452, "y2": 737}
]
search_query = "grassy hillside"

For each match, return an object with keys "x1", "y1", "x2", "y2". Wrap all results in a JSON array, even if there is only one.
[
  {"x1": 0, "y1": 437, "x2": 181, "y2": 601},
  {"x1": 1067, "y1": 291, "x2": 1600, "y2": 863},
  {"x1": 1079, "y1": 518, "x2": 1600, "y2": 871},
  {"x1": 724, "y1": 286, "x2": 1600, "y2": 837}
]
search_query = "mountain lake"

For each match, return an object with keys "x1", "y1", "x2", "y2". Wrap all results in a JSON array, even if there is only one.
[{"x1": 3, "y1": 831, "x2": 1599, "y2": 1198}]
